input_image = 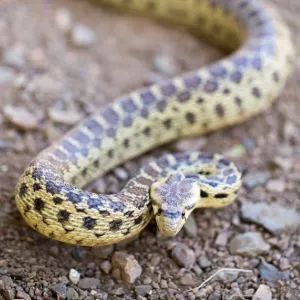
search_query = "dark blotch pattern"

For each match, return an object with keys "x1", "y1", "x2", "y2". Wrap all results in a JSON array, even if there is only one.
[
  {"x1": 83, "y1": 118, "x2": 103, "y2": 135},
  {"x1": 140, "y1": 90, "x2": 155, "y2": 105},
  {"x1": 203, "y1": 80, "x2": 218, "y2": 93},
  {"x1": 215, "y1": 103, "x2": 225, "y2": 117},
  {"x1": 109, "y1": 219, "x2": 123, "y2": 231},
  {"x1": 161, "y1": 83, "x2": 176, "y2": 96},
  {"x1": 70, "y1": 130, "x2": 90, "y2": 145},
  {"x1": 57, "y1": 209, "x2": 70, "y2": 223},
  {"x1": 33, "y1": 183, "x2": 41, "y2": 191},
  {"x1": 177, "y1": 91, "x2": 191, "y2": 102},
  {"x1": 215, "y1": 193, "x2": 228, "y2": 198},
  {"x1": 186, "y1": 112, "x2": 196, "y2": 124},
  {"x1": 134, "y1": 216, "x2": 143, "y2": 225},
  {"x1": 163, "y1": 119, "x2": 172, "y2": 129},
  {"x1": 200, "y1": 190, "x2": 209, "y2": 198},
  {"x1": 252, "y1": 87, "x2": 261, "y2": 98},
  {"x1": 46, "y1": 181, "x2": 61, "y2": 195},
  {"x1": 102, "y1": 107, "x2": 119, "y2": 125},
  {"x1": 53, "y1": 197, "x2": 64, "y2": 204},
  {"x1": 19, "y1": 183, "x2": 28, "y2": 198},
  {"x1": 34, "y1": 198, "x2": 45, "y2": 211},
  {"x1": 67, "y1": 191, "x2": 81, "y2": 204},
  {"x1": 83, "y1": 216, "x2": 96, "y2": 229},
  {"x1": 183, "y1": 75, "x2": 201, "y2": 88},
  {"x1": 121, "y1": 98, "x2": 137, "y2": 113}
]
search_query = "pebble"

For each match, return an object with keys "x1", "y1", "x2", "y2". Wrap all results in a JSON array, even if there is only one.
[
  {"x1": 171, "y1": 243, "x2": 196, "y2": 269},
  {"x1": 179, "y1": 273, "x2": 197, "y2": 286},
  {"x1": 271, "y1": 156, "x2": 292, "y2": 171},
  {"x1": 69, "y1": 268, "x2": 80, "y2": 284},
  {"x1": 174, "y1": 137, "x2": 207, "y2": 152},
  {"x1": 241, "y1": 202, "x2": 300, "y2": 234},
  {"x1": 0, "y1": 276, "x2": 15, "y2": 300},
  {"x1": 253, "y1": 284, "x2": 272, "y2": 300},
  {"x1": 51, "y1": 283, "x2": 67, "y2": 299},
  {"x1": 243, "y1": 171, "x2": 270, "y2": 189},
  {"x1": 16, "y1": 290, "x2": 31, "y2": 300},
  {"x1": 259, "y1": 258, "x2": 289, "y2": 281},
  {"x1": 216, "y1": 269, "x2": 240, "y2": 283},
  {"x1": 183, "y1": 214, "x2": 198, "y2": 237},
  {"x1": 135, "y1": 285, "x2": 152, "y2": 296},
  {"x1": 266, "y1": 179, "x2": 286, "y2": 193},
  {"x1": 67, "y1": 287, "x2": 79, "y2": 299},
  {"x1": 0, "y1": 67, "x2": 15, "y2": 84},
  {"x1": 3, "y1": 105, "x2": 39, "y2": 131},
  {"x1": 229, "y1": 232, "x2": 270, "y2": 257},
  {"x1": 48, "y1": 108, "x2": 83, "y2": 125},
  {"x1": 279, "y1": 257, "x2": 290, "y2": 270},
  {"x1": 3, "y1": 46, "x2": 26, "y2": 69},
  {"x1": 92, "y1": 245, "x2": 114, "y2": 259},
  {"x1": 100, "y1": 260, "x2": 112, "y2": 274},
  {"x1": 55, "y1": 8, "x2": 72, "y2": 32},
  {"x1": 197, "y1": 255, "x2": 212, "y2": 268},
  {"x1": 152, "y1": 54, "x2": 178, "y2": 75},
  {"x1": 160, "y1": 279, "x2": 168, "y2": 289},
  {"x1": 78, "y1": 278, "x2": 100, "y2": 290},
  {"x1": 71, "y1": 24, "x2": 96, "y2": 47},
  {"x1": 112, "y1": 251, "x2": 142, "y2": 283},
  {"x1": 215, "y1": 231, "x2": 231, "y2": 247},
  {"x1": 114, "y1": 167, "x2": 129, "y2": 180}
]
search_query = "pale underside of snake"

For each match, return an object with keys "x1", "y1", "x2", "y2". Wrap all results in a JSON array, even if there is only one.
[{"x1": 15, "y1": 0, "x2": 294, "y2": 246}]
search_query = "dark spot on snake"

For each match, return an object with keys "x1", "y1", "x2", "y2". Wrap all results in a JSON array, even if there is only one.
[
  {"x1": 33, "y1": 182, "x2": 42, "y2": 191},
  {"x1": 93, "y1": 138, "x2": 101, "y2": 148},
  {"x1": 143, "y1": 126, "x2": 151, "y2": 136},
  {"x1": 273, "y1": 72, "x2": 279, "y2": 82},
  {"x1": 110, "y1": 201, "x2": 125, "y2": 212},
  {"x1": 121, "y1": 98, "x2": 137, "y2": 113},
  {"x1": 80, "y1": 147, "x2": 89, "y2": 157},
  {"x1": 124, "y1": 210, "x2": 134, "y2": 217},
  {"x1": 215, "y1": 193, "x2": 228, "y2": 199},
  {"x1": 163, "y1": 119, "x2": 172, "y2": 129},
  {"x1": 19, "y1": 183, "x2": 28, "y2": 198},
  {"x1": 219, "y1": 158, "x2": 231, "y2": 166},
  {"x1": 106, "y1": 127, "x2": 116, "y2": 138},
  {"x1": 107, "y1": 149, "x2": 114, "y2": 158},
  {"x1": 140, "y1": 108, "x2": 149, "y2": 119},
  {"x1": 123, "y1": 116, "x2": 133, "y2": 127},
  {"x1": 197, "y1": 97, "x2": 205, "y2": 104},
  {"x1": 232, "y1": 56, "x2": 248, "y2": 67},
  {"x1": 230, "y1": 71, "x2": 243, "y2": 84},
  {"x1": 134, "y1": 216, "x2": 143, "y2": 225},
  {"x1": 249, "y1": 10, "x2": 258, "y2": 18},
  {"x1": 93, "y1": 160, "x2": 99, "y2": 168},
  {"x1": 252, "y1": 56, "x2": 262, "y2": 70},
  {"x1": 109, "y1": 219, "x2": 123, "y2": 231},
  {"x1": 102, "y1": 107, "x2": 119, "y2": 125},
  {"x1": 177, "y1": 91, "x2": 191, "y2": 102},
  {"x1": 156, "y1": 99, "x2": 167, "y2": 112},
  {"x1": 252, "y1": 87, "x2": 261, "y2": 98},
  {"x1": 94, "y1": 232, "x2": 105, "y2": 237},
  {"x1": 227, "y1": 174, "x2": 237, "y2": 184},
  {"x1": 183, "y1": 75, "x2": 201, "y2": 88},
  {"x1": 83, "y1": 216, "x2": 96, "y2": 229},
  {"x1": 34, "y1": 198, "x2": 45, "y2": 211},
  {"x1": 123, "y1": 138, "x2": 130, "y2": 148},
  {"x1": 49, "y1": 232, "x2": 55, "y2": 239},
  {"x1": 185, "y1": 112, "x2": 196, "y2": 124},
  {"x1": 46, "y1": 181, "x2": 61, "y2": 195},
  {"x1": 83, "y1": 118, "x2": 103, "y2": 135},
  {"x1": 200, "y1": 190, "x2": 209, "y2": 198},
  {"x1": 81, "y1": 168, "x2": 88, "y2": 177},
  {"x1": 99, "y1": 210, "x2": 110, "y2": 217},
  {"x1": 32, "y1": 167, "x2": 43, "y2": 180},
  {"x1": 235, "y1": 96, "x2": 242, "y2": 106},
  {"x1": 53, "y1": 196, "x2": 64, "y2": 204},
  {"x1": 140, "y1": 90, "x2": 155, "y2": 105},
  {"x1": 24, "y1": 204, "x2": 31, "y2": 213},
  {"x1": 70, "y1": 130, "x2": 90, "y2": 145},
  {"x1": 87, "y1": 197, "x2": 103, "y2": 209},
  {"x1": 161, "y1": 83, "x2": 176, "y2": 96},
  {"x1": 210, "y1": 65, "x2": 227, "y2": 78},
  {"x1": 62, "y1": 140, "x2": 78, "y2": 154},
  {"x1": 238, "y1": 1, "x2": 248, "y2": 9},
  {"x1": 122, "y1": 228, "x2": 131, "y2": 235},
  {"x1": 203, "y1": 80, "x2": 218, "y2": 93},
  {"x1": 54, "y1": 149, "x2": 67, "y2": 160},
  {"x1": 215, "y1": 103, "x2": 225, "y2": 117},
  {"x1": 67, "y1": 191, "x2": 81, "y2": 204}
]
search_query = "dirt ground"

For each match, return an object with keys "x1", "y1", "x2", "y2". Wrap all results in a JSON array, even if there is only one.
[{"x1": 0, "y1": 0, "x2": 299, "y2": 299}]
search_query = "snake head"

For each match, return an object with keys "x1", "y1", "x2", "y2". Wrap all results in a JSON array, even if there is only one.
[{"x1": 150, "y1": 172, "x2": 200, "y2": 237}]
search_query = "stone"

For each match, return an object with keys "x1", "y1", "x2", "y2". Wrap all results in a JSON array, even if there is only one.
[
  {"x1": 183, "y1": 214, "x2": 198, "y2": 237},
  {"x1": 67, "y1": 287, "x2": 79, "y2": 299},
  {"x1": 114, "y1": 167, "x2": 129, "y2": 180},
  {"x1": 16, "y1": 291, "x2": 31, "y2": 300},
  {"x1": 3, "y1": 105, "x2": 39, "y2": 131},
  {"x1": 135, "y1": 285, "x2": 152, "y2": 296},
  {"x1": 243, "y1": 171, "x2": 270, "y2": 189},
  {"x1": 92, "y1": 245, "x2": 114, "y2": 259},
  {"x1": 71, "y1": 24, "x2": 96, "y2": 47},
  {"x1": 3, "y1": 46, "x2": 26, "y2": 69},
  {"x1": 259, "y1": 259, "x2": 289, "y2": 281},
  {"x1": 171, "y1": 243, "x2": 196, "y2": 269},
  {"x1": 241, "y1": 202, "x2": 300, "y2": 234},
  {"x1": 215, "y1": 231, "x2": 231, "y2": 247},
  {"x1": 152, "y1": 54, "x2": 178, "y2": 75},
  {"x1": 253, "y1": 284, "x2": 272, "y2": 300},
  {"x1": 112, "y1": 251, "x2": 142, "y2": 283},
  {"x1": 216, "y1": 269, "x2": 239, "y2": 283},
  {"x1": 78, "y1": 278, "x2": 100, "y2": 290},
  {"x1": 100, "y1": 260, "x2": 112, "y2": 274},
  {"x1": 160, "y1": 279, "x2": 168, "y2": 289},
  {"x1": 69, "y1": 268, "x2": 80, "y2": 284},
  {"x1": 48, "y1": 108, "x2": 83, "y2": 125},
  {"x1": 51, "y1": 283, "x2": 67, "y2": 299},
  {"x1": 0, "y1": 67, "x2": 15, "y2": 84},
  {"x1": 179, "y1": 273, "x2": 198, "y2": 286},
  {"x1": 197, "y1": 255, "x2": 211, "y2": 268},
  {"x1": 174, "y1": 137, "x2": 207, "y2": 152},
  {"x1": 266, "y1": 179, "x2": 285, "y2": 193},
  {"x1": 55, "y1": 8, "x2": 72, "y2": 32},
  {"x1": 229, "y1": 232, "x2": 270, "y2": 257}
]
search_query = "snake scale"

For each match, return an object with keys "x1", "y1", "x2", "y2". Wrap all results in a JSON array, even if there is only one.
[{"x1": 15, "y1": 0, "x2": 294, "y2": 246}]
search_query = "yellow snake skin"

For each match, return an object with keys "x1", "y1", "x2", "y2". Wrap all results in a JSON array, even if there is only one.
[{"x1": 15, "y1": 0, "x2": 295, "y2": 246}]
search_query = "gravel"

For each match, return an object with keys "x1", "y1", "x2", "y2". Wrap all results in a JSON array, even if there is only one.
[
  {"x1": 259, "y1": 259, "x2": 290, "y2": 282},
  {"x1": 253, "y1": 284, "x2": 272, "y2": 300},
  {"x1": 69, "y1": 268, "x2": 81, "y2": 284},
  {"x1": 171, "y1": 243, "x2": 196, "y2": 269}
]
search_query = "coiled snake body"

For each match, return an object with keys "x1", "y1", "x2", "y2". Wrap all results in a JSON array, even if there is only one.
[{"x1": 16, "y1": 0, "x2": 294, "y2": 246}]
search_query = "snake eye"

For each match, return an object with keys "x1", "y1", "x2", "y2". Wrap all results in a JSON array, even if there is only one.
[{"x1": 181, "y1": 211, "x2": 186, "y2": 218}]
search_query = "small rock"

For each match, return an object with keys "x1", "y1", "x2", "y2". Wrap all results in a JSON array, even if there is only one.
[
  {"x1": 216, "y1": 269, "x2": 239, "y2": 283},
  {"x1": 160, "y1": 279, "x2": 168, "y2": 289},
  {"x1": 208, "y1": 291, "x2": 222, "y2": 300},
  {"x1": 114, "y1": 167, "x2": 129, "y2": 180},
  {"x1": 241, "y1": 137, "x2": 256, "y2": 151},
  {"x1": 16, "y1": 291, "x2": 31, "y2": 300},
  {"x1": 197, "y1": 255, "x2": 211, "y2": 268},
  {"x1": 100, "y1": 260, "x2": 112, "y2": 274},
  {"x1": 69, "y1": 268, "x2": 80, "y2": 284},
  {"x1": 259, "y1": 258, "x2": 289, "y2": 281},
  {"x1": 266, "y1": 179, "x2": 285, "y2": 193},
  {"x1": 279, "y1": 257, "x2": 290, "y2": 270},
  {"x1": 0, "y1": 67, "x2": 15, "y2": 84},
  {"x1": 253, "y1": 284, "x2": 272, "y2": 300},
  {"x1": 0, "y1": 276, "x2": 15, "y2": 300},
  {"x1": 3, "y1": 105, "x2": 39, "y2": 131},
  {"x1": 67, "y1": 287, "x2": 79, "y2": 299},
  {"x1": 71, "y1": 24, "x2": 96, "y2": 47},
  {"x1": 174, "y1": 137, "x2": 207, "y2": 152},
  {"x1": 112, "y1": 251, "x2": 142, "y2": 283},
  {"x1": 271, "y1": 156, "x2": 292, "y2": 171},
  {"x1": 241, "y1": 202, "x2": 300, "y2": 234},
  {"x1": 55, "y1": 8, "x2": 72, "y2": 32},
  {"x1": 92, "y1": 245, "x2": 114, "y2": 259},
  {"x1": 3, "y1": 46, "x2": 26, "y2": 69},
  {"x1": 135, "y1": 285, "x2": 152, "y2": 296},
  {"x1": 171, "y1": 243, "x2": 196, "y2": 269},
  {"x1": 224, "y1": 144, "x2": 246, "y2": 158},
  {"x1": 183, "y1": 214, "x2": 198, "y2": 237},
  {"x1": 215, "y1": 231, "x2": 231, "y2": 247},
  {"x1": 152, "y1": 54, "x2": 178, "y2": 75},
  {"x1": 78, "y1": 278, "x2": 100, "y2": 290},
  {"x1": 243, "y1": 171, "x2": 270, "y2": 189},
  {"x1": 229, "y1": 232, "x2": 270, "y2": 257},
  {"x1": 180, "y1": 273, "x2": 197, "y2": 286},
  {"x1": 48, "y1": 108, "x2": 83, "y2": 125},
  {"x1": 51, "y1": 283, "x2": 67, "y2": 299}
]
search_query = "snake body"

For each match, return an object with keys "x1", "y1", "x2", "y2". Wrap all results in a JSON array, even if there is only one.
[{"x1": 15, "y1": 0, "x2": 294, "y2": 246}]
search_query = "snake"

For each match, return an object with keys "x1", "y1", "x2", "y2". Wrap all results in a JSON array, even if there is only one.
[{"x1": 15, "y1": 0, "x2": 294, "y2": 247}]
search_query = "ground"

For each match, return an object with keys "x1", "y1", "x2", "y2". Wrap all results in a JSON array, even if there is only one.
[{"x1": 0, "y1": 0, "x2": 299, "y2": 299}]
